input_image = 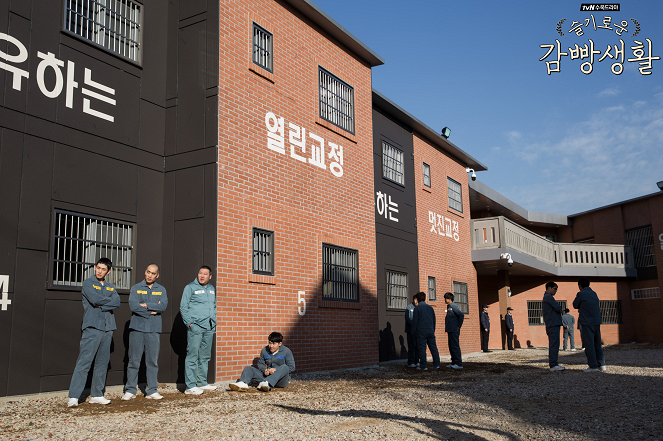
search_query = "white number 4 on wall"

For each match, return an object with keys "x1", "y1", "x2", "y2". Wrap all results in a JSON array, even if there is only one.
[{"x1": 0, "y1": 275, "x2": 10, "y2": 311}]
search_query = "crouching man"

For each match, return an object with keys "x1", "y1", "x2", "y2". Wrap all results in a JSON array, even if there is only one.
[{"x1": 230, "y1": 332, "x2": 295, "y2": 392}]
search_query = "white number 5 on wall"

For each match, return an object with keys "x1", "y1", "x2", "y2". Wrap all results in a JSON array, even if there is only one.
[{"x1": 298, "y1": 290, "x2": 306, "y2": 316}]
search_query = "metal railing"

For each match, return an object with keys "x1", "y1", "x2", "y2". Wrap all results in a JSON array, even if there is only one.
[{"x1": 471, "y1": 216, "x2": 633, "y2": 270}]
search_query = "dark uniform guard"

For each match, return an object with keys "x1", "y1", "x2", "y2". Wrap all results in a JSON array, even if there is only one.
[
  {"x1": 505, "y1": 307, "x2": 515, "y2": 350},
  {"x1": 480, "y1": 304, "x2": 491, "y2": 352}
]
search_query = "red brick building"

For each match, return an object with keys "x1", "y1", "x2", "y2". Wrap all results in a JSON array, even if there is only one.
[{"x1": 215, "y1": 0, "x2": 384, "y2": 380}]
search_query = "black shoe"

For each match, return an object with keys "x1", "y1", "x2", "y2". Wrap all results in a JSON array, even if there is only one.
[{"x1": 483, "y1": 350, "x2": 493, "y2": 353}]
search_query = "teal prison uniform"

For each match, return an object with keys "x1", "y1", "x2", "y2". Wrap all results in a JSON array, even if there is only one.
[
  {"x1": 124, "y1": 280, "x2": 168, "y2": 396},
  {"x1": 180, "y1": 279, "x2": 216, "y2": 389},
  {"x1": 239, "y1": 346, "x2": 296, "y2": 388},
  {"x1": 68, "y1": 276, "x2": 120, "y2": 400}
]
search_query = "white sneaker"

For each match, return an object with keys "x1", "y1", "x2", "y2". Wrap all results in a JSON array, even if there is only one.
[
  {"x1": 89, "y1": 396, "x2": 111, "y2": 405},
  {"x1": 550, "y1": 365, "x2": 565, "y2": 372},
  {"x1": 570, "y1": 348, "x2": 577, "y2": 352},
  {"x1": 599, "y1": 365, "x2": 607, "y2": 372},
  {"x1": 67, "y1": 398, "x2": 78, "y2": 407},
  {"x1": 200, "y1": 384, "x2": 217, "y2": 391},
  {"x1": 146, "y1": 392, "x2": 163, "y2": 400},
  {"x1": 584, "y1": 367, "x2": 599, "y2": 373},
  {"x1": 448, "y1": 364, "x2": 463, "y2": 369},
  {"x1": 229, "y1": 381, "x2": 249, "y2": 392},
  {"x1": 257, "y1": 381, "x2": 271, "y2": 392},
  {"x1": 184, "y1": 387, "x2": 204, "y2": 395},
  {"x1": 407, "y1": 363, "x2": 417, "y2": 368},
  {"x1": 416, "y1": 366, "x2": 428, "y2": 371},
  {"x1": 121, "y1": 392, "x2": 135, "y2": 401}
]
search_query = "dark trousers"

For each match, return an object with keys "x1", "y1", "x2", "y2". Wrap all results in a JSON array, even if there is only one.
[
  {"x1": 447, "y1": 332, "x2": 462, "y2": 366},
  {"x1": 481, "y1": 329, "x2": 489, "y2": 351},
  {"x1": 406, "y1": 331, "x2": 418, "y2": 365},
  {"x1": 506, "y1": 329, "x2": 514, "y2": 350},
  {"x1": 416, "y1": 332, "x2": 440, "y2": 368},
  {"x1": 563, "y1": 328, "x2": 575, "y2": 350},
  {"x1": 239, "y1": 365, "x2": 290, "y2": 388},
  {"x1": 581, "y1": 324, "x2": 605, "y2": 369},
  {"x1": 546, "y1": 326, "x2": 561, "y2": 367}
]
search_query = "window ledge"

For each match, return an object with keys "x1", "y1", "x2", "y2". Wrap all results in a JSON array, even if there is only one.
[
  {"x1": 248, "y1": 274, "x2": 277, "y2": 285},
  {"x1": 421, "y1": 186, "x2": 432, "y2": 193},
  {"x1": 319, "y1": 299, "x2": 361, "y2": 309},
  {"x1": 315, "y1": 117, "x2": 357, "y2": 143},
  {"x1": 446, "y1": 208, "x2": 465, "y2": 219},
  {"x1": 249, "y1": 64, "x2": 275, "y2": 83}
]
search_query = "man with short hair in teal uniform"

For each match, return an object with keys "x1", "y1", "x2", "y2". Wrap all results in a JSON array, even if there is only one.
[{"x1": 180, "y1": 265, "x2": 217, "y2": 394}]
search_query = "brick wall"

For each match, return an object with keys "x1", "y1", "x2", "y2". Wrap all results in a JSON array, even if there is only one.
[
  {"x1": 215, "y1": 0, "x2": 378, "y2": 380},
  {"x1": 413, "y1": 133, "x2": 481, "y2": 357}
]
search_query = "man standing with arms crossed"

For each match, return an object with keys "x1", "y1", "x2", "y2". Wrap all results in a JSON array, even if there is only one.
[
  {"x1": 181, "y1": 266, "x2": 217, "y2": 394},
  {"x1": 444, "y1": 292, "x2": 464, "y2": 369},
  {"x1": 543, "y1": 281, "x2": 565, "y2": 372},
  {"x1": 412, "y1": 292, "x2": 440, "y2": 371},
  {"x1": 122, "y1": 264, "x2": 168, "y2": 401},
  {"x1": 573, "y1": 278, "x2": 605, "y2": 372},
  {"x1": 68, "y1": 258, "x2": 120, "y2": 407}
]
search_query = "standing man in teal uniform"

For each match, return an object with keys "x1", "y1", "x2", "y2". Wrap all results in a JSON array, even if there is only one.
[
  {"x1": 180, "y1": 266, "x2": 217, "y2": 395},
  {"x1": 67, "y1": 257, "x2": 120, "y2": 407},
  {"x1": 122, "y1": 264, "x2": 168, "y2": 401}
]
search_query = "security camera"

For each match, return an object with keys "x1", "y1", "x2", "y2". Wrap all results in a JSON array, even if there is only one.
[
  {"x1": 471, "y1": 171, "x2": 477, "y2": 181},
  {"x1": 466, "y1": 167, "x2": 477, "y2": 181},
  {"x1": 500, "y1": 253, "x2": 513, "y2": 267}
]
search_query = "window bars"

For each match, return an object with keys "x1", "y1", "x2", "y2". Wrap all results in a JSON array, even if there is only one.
[
  {"x1": 600, "y1": 300, "x2": 622, "y2": 324},
  {"x1": 382, "y1": 141, "x2": 404, "y2": 185},
  {"x1": 322, "y1": 244, "x2": 358, "y2": 302},
  {"x1": 252, "y1": 23, "x2": 273, "y2": 72},
  {"x1": 631, "y1": 287, "x2": 660, "y2": 300},
  {"x1": 428, "y1": 276, "x2": 436, "y2": 301},
  {"x1": 423, "y1": 163, "x2": 431, "y2": 187},
  {"x1": 453, "y1": 281, "x2": 469, "y2": 314},
  {"x1": 318, "y1": 67, "x2": 354, "y2": 134},
  {"x1": 625, "y1": 226, "x2": 656, "y2": 268},
  {"x1": 252, "y1": 228, "x2": 274, "y2": 275},
  {"x1": 64, "y1": 0, "x2": 141, "y2": 63},
  {"x1": 52, "y1": 210, "x2": 133, "y2": 289},
  {"x1": 527, "y1": 300, "x2": 566, "y2": 325},
  {"x1": 447, "y1": 177, "x2": 463, "y2": 213},
  {"x1": 386, "y1": 270, "x2": 408, "y2": 309}
]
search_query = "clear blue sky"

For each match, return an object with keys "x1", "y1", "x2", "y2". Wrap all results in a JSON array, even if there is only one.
[{"x1": 313, "y1": 0, "x2": 663, "y2": 215}]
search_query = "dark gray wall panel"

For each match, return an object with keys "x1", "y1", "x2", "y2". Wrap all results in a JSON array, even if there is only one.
[
  {"x1": 41, "y1": 299, "x2": 83, "y2": 377},
  {"x1": 179, "y1": 0, "x2": 207, "y2": 21},
  {"x1": 174, "y1": 166, "x2": 205, "y2": 220},
  {"x1": 203, "y1": 163, "x2": 217, "y2": 267},
  {"x1": 0, "y1": 2, "x2": 9, "y2": 106},
  {"x1": 205, "y1": 95, "x2": 217, "y2": 148},
  {"x1": 40, "y1": 374, "x2": 71, "y2": 394},
  {"x1": 4, "y1": 13, "x2": 30, "y2": 114},
  {"x1": 0, "y1": 129, "x2": 23, "y2": 294},
  {"x1": 205, "y1": 3, "x2": 218, "y2": 90},
  {"x1": 176, "y1": 21, "x2": 206, "y2": 153},
  {"x1": 165, "y1": 105, "x2": 177, "y2": 156},
  {"x1": 139, "y1": 0, "x2": 169, "y2": 106},
  {"x1": 7, "y1": 249, "x2": 47, "y2": 395},
  {"x1": 9, "y1": 0, "x2": 31, "y2": 19},
  {"x1": 17, "y1": 135, "x2": 54, "y2": 251},
  {"x1": 173, "y1": 218, "x2": 204, "y2": 296},
  {"x1": 139, "y1": 100, "x2": 167, "y2": 156},
  {"x1": 165, "y1": 0, "x2": 179, "y2": 100},
  {"x1": 52, "y1": 144, "x2": 139, "y2": 216}
]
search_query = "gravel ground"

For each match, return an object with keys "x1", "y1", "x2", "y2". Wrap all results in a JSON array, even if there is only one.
[{"x1": 1, "y1": 344, "x2": 663, "y2": 440}]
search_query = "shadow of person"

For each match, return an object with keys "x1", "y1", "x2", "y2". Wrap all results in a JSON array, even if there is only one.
[
  {"x1": 526, "y1": 339, "x2": 534, "y2": 348},
  {"x1": 170, "y1": 312, "x2": 188, "y2": 390},
  {"x1": 398, "y1": 335, "x2": 408, "y2": 359},
  {"x1": 379, "y1": 322, "x2": 397, "y2": 361},
  {"x1": 514, "y1": 334, "x2": 521, "y2": 349}
]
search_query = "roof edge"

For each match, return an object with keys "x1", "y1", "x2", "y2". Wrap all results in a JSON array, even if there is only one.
[{"x1": 568, "y1": 190, "x2": 663, "y2": 218}]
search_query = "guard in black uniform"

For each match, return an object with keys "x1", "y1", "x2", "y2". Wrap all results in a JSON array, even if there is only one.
[
  {"x1": 480, "y1": 304, "x2": 491, "y2": 352},
  {"x1": 505, "y1": 307, "x2": 514, "y2": 350}
]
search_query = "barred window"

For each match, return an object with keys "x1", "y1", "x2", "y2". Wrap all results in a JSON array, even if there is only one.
[
  {"x1": 318, "y1": 67, "x2": 354, "y2": 134},
  {"x1": 387, "y1": 271, "x2": 407, "y2": 309},
  {"x1": 64, "y1": 0, "x2": 142, "y2": 63},
  {"x1": 625, "y1": 226, "x2": 656, "y2": 268},
  {"x1": 252, "y1": 23, "x2": 273, "y2": 72},
  {"x1": 423, "y1": 163, "x2": 431, "y2": 187},
  {"x1": 51, "y1": 210, "x2": 133, "y2": 289},
  {"x1": 600, "y1": 300, "x2": 622, "y2": 324},
  {"x1": 527, "y1": 300, "x2": 566, "y2": 325},
  {"x1": 453, "y1": 281, "x2": 469, "y2": 314},
  {"x1": 631, "y1": 287, "x2": 660, "y2": 300},
  {"x1": 382, "y1": 141, "x2": 404, "y2": 185},
  {"x1": 447, "y1": 177, "x2": 463, "y2": 213},
  {"x1": 428, "y1": 276, "x2": 436, "y2": 301},
  {"x1": 252, "y1": 228, "x2": 274, "y2": 275},
  {"x1": 322, "y1": 244, "x2": 358, "y2": 302}
]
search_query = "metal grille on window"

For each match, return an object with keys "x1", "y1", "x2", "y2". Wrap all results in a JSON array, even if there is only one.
[
  {"x1": 64, "y1": 0, "x2": 142, "y2": 63},
  {"x1": 387, "y1": 271, "x2": 407, "y2": 309},
  {"x1": 252, "y1": 228, "x2": 274, "y2": 275},
  {"x1": 423, "y1": 163, "x2": 431, "y2": 187},
  {"x1": 600, "y1": 300, "x2": 622, "y2": 324},
  {"x1": 52, "y1": 210, "x2": 133, "y2": 289},
  {"x1": 318, "y1": 67, "x2": 354, "y2": 134},
  {"x1": 631, "y1": 287, "x2": 660, "y2": 300},
  {"x1": 322, "y1": 244, "x2": 358, "y2": 302},
  {"x1": 625, "y1": 226, "x2": 656, "y2": 267},
  {"x1": 527, "y1": 300, "x2": 566, "y2": 325},
  {"x1": 428, "y1": 276, "x2": 436, "y2": 301},
  {"x1": 382, "y1": 141, "x2": 404, "y2": 185},
  {"x1": 447, "y1": 177, "x2": 463, "y2": 213},
  {"x1": 453, "y1": 281, "x2": 469, "y2": 314},
  {"x1": 252, "y1": 23, "x2": 273, "y2": 72}
]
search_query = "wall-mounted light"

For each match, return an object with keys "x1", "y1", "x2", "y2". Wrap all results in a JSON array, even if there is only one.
[
  {"x1": 466, "y1": 167, "x2": 476, "y2": 181},
  {"x1": 500, "y1": 252, "x2": 513, "y2": 267},
  {"x1": 441, "y1": 127, "x2": 451, "y2": 138}
]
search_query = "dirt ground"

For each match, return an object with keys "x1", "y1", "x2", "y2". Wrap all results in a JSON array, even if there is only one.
[{"x1": 1, "y1": 344, "x2": 662, "y2": 440}]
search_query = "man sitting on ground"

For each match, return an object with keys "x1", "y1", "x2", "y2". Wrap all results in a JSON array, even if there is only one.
[{"x1": 230, "y1": 332, "x2": 295, "y2": 392}]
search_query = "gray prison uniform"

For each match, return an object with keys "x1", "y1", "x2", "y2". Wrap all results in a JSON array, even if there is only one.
[
  {"x1": 239, "y1": 345, "x2": 296, "y2": 388},
  {"x1": 68, "y1": 276, "x2": 120, "y2": 400},
  {"x1": 561, "y1": 313, "x2": 575, "y2": 350},
  {"x1": 124, "y1": 280, "x2": 168, "y2": 396},
  {"x1": 180, "y1": 278, "x2": 217, "y2": 389}
]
